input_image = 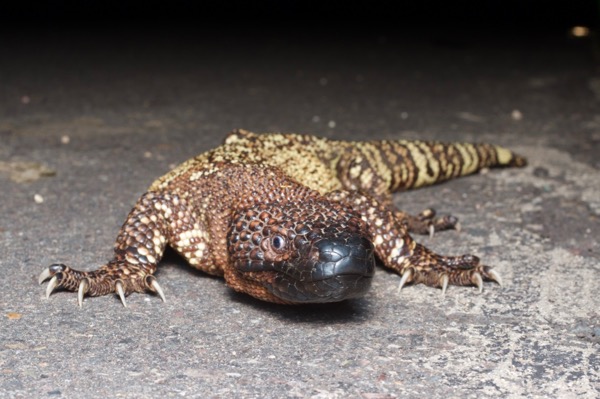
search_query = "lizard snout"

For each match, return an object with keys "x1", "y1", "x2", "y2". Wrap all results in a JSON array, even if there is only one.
[
  {"x1": 309, "y1": 235, "x2": 376, "y2": 281},
  {"x1": 268, "y1": 232, "x2": 375, "y2": 303}
]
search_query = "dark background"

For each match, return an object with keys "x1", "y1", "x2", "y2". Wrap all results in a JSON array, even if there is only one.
[{"x1": 1, "y1": 1, "x2": 597, "y2": 32}]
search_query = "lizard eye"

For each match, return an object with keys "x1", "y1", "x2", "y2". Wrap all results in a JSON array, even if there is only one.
[{"x1": 271, "y1": 235, "x2": 286, "y2": 250}]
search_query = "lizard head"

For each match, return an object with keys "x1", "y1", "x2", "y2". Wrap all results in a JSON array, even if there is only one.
[{"x1": 228, "y1": 198, "x2": 375, "y2": 303}]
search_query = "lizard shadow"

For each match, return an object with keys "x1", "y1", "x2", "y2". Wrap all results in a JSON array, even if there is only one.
[{"x1": 225, "y1": 290, "x2": 374, "y2": 325}]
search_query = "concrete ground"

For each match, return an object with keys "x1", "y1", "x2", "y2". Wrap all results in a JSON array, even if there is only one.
[{"x1": 1, "y1": 26, "x2": 599, "y2": 398}]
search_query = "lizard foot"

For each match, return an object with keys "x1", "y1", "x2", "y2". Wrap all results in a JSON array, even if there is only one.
[
  {"x1": 397, "y1": 244, "x2": 502, "y2": 294},
  {"x1": 399, "y1": 208, "x2": 460, "y2": 237},
  {"x1": 39, "y1": 262, "x2": 165, "y2": 307}
]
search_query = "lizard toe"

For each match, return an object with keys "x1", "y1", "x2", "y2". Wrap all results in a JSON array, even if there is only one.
[
  {"x1": 39, "y1": 263, "x2": 67, "y2": 285},
  {"x1": 39, "y1": 263, "x2": 77, "y2": 298}
]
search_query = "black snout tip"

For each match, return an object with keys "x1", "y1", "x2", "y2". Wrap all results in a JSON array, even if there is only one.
[{"x1": 311, "y1": 235, "x2": 376, "y2": 281}]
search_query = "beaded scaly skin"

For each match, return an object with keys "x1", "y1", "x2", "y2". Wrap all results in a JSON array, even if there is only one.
[{"x1": 39, "y1": 129, "x2": 526, "y2": 306}]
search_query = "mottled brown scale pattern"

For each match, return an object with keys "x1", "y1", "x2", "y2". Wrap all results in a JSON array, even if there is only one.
[{"x1": 40, "y1": 129, "x2": 526, "y2": 306}]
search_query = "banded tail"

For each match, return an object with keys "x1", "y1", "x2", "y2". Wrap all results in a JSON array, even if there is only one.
[{"x1": 339, "y1": 139, "x2": 527, "y2": 195}]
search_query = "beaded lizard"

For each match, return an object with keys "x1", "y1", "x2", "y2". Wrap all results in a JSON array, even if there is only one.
[{"x1": 39, "y1": 129, "x2": 526, "y2": 306}]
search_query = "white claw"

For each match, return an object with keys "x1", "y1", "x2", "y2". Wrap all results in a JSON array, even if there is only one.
[
  {"x1": 150, "y1": 279, "x2": 166, "y2": 303},
  {"x1": 398, "y1": 269, "x2": 413, "y2": 292},
  {"x1": 454, "y1": 222, "x2": 462, "y2": 233},
  {"x1": 38, "y1": 268, "x2": 51, "y2": 285},
  {"x1": 428, "y1": 224, "x2": 435, "y2": 238},
  {"x1": 46, "y1": 276, "x2": 58, "y2": 299},
  {"x1": 441, "y1": 274, "x2": 449, "y2": 295},
  {"x1": 488, "y1": 269, "x2": 503, "y2": 287},
  {"x1": 472, "y1": 272, "x2": 483, "y2": 293},
  {"x1": 116, "y1": 281, "x2": 127, "y2": 308},
  {"x1": 78, "y1": 279, "x2": 89, "y2": 307}
]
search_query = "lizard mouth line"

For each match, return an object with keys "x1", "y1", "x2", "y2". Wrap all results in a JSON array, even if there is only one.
[{"x1": 301, "y1": 272, "x2": 374, "y2": 282}]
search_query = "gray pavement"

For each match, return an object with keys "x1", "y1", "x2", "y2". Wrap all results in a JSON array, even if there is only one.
[{"x1": 1, "y1": 29, "x2": 599, "y2": 398}]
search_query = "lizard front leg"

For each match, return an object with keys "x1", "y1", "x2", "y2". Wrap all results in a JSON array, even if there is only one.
[
  {"x1": 327, "y1": 190, "x2": 501, "y2": 293},
  {"x1": 39, "y1": 191, "x2": 211, "y2": 306}
]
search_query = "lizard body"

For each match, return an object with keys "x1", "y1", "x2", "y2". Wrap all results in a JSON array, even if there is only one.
[{"x1": 40, "y1": 129, "x2": 526, "y2": 306}]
